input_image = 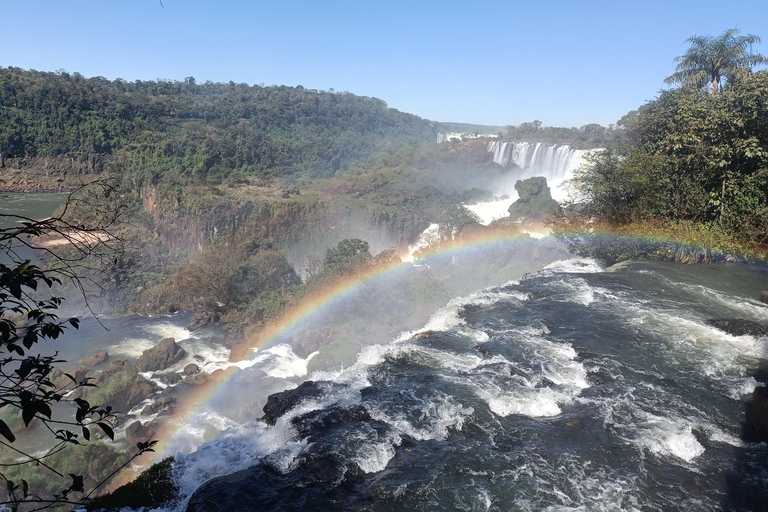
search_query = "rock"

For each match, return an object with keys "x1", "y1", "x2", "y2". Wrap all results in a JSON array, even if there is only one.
[
  {"x1": 82, "y1": 350, "x2": 109, "y2": 367},
  {"x1": 125, "y1": 420, "x2": 156, "y2": 442},
  {"x1": 154, "y1": 371, "x2": 183, "y2": 385},
  {"x1": 262, "y1": 381, "x2": 326, "y2": 425},
  {"x1": 760, "y1": 291, "x2": 768, "y2": 305},
  {"x1": 229, "y1": 341, "x2": 253, "y2": 362},
  {"x1": 747, "y1": 386, "x2": 768, "y2": 442},
  {"x1": 184, "y1": 363, "x2": 200, "y2": 375},
  {"x1": 188, "y1": 306, "x2": 220, "y2": 331},
  {"x1": 141, "y1": 396, "x2": 177, "y2": 416},
  {"x1": 249, "y1": 308, "x2": 264, "y2": 324},
  {"x1": 137, "y1": 338, "x2": 187, "y2": 372},
  {"x1": 707, "y1": 318, "x2": 768, "y2": 337},
  {"x1": 88, "y1": 360, "x2": 158, "y2": 412}
]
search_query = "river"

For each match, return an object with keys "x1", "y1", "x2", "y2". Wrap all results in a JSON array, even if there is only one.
[{"x1": 6, "y1": 193, "x2": 768, "y2": 511}]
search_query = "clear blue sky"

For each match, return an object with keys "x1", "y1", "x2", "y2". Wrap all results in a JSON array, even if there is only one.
[{"x1": 4, "y1": 0, "x2": 768, "y2": 128}]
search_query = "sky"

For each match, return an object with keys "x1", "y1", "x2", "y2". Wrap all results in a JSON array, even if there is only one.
[{"x1": 4, "y1": 0, "x2": 768, "y2": 128}]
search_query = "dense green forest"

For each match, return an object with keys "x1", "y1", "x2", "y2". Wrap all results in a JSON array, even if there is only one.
[
  {"x1": 554, "y1": 70, "x2": 768, "y2": 263},
  {"x1": 0, "y1": 67, "x2": 436, "y2": 180}
]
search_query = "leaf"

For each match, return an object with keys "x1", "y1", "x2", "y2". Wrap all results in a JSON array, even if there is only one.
[
  {"x1": 21, "y1": 404, "x2": 35, "y2": 427},
  {"x1": 96, "y1": 422, "x2": 114, "y2": 441},
  {"x1": 68, "y1": 318, "x2": 80, "y2": 329},
  {"x1": 82, "y1": 426, "x2": 90, "y2": 441},
  {"x1": 0, "y1": 419, "x2": 16, "y2": 443},
  {"x1": 21, "y1": 480, "x2": 28, "y2": 498}
]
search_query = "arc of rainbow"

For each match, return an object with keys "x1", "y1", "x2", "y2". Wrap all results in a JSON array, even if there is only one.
[{"x1": 135, "y1": 225, "x2": 768, "y2": 474}]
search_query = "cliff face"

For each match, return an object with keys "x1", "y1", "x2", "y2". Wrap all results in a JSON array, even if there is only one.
[
  {"x1": 137, "y1": 182, "x2": 430, "y2": 265},
  {"x1": 0, "y1": 156, "x2": 106, "y2": 192}
]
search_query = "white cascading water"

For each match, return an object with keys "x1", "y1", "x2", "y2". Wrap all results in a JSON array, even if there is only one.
[
  {"x1": 405, "y1": 142, "x2": 595, "y2": 260},
  {"x1": 486, "y1": 141, "x2": 592, "y2": 203}
]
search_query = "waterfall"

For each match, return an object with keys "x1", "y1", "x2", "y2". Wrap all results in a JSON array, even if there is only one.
[{"x1": 487, "y1": 141, "x2": 596, "y2": 202}]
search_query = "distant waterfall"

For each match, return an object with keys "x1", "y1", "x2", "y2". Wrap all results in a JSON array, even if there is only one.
[{"x1": 487, "y1": 141, "x2": 595, "y2": 202}]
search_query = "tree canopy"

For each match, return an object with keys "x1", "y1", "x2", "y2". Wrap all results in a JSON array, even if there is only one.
[{"x1": 665, "y1": 28, "x2": 768, "y2": 95}]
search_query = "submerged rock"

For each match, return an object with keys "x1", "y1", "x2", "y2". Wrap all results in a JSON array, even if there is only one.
[
  {"x1": 137, "y1": 337, "x2": 187, "y2": 372},
  {"x1": 707, "y1": 319, "x2": 768, "y2": 337}
]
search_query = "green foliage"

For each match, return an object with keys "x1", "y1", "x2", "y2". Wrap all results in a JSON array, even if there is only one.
[
  {"x1": 320, "y1": 238, "x2": 372, "y2": 278},
  {"x1": 436, "y1": 205, "x2": 481, "y2": 243},
  {"x1": 559, "y1": 71, "x2": 768, "y2": 258},
  {"x1": 665, "y1": 28, "x2": 768, "y2": 95},
  {"x1": 84, "y1": 457, "x2": 178, "y2": 511},
  {"x1": 0, "y1": 67, "x2": 436, "y2": 182},
  {"x1": 0, "y1": 182, "x2": 155, "y2": 511},
  {"x1": 502, "y1": 120, "x2": 627, "y2": 148}
]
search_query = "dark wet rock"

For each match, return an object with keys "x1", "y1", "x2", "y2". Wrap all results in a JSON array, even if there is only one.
[
  {"x1": 707, "y1": 319, "x2": 768, "y2": 337},
  {"x1": 186, "y1": 405, "x2": 391, "y2": 512},
  {"x1": 137, "y1": 337, "x2": 187, "y2": 372},
  {"x1": 188, "y1": 305, "x2": 220, "y2": 331},
  {"x1": 82, "y1": 350, "x2": 109, "y2": 367},
  {"x1": 292, "y1": 405, "x2": 372, "y2": 437},
  {"x1": 154, "y1": 371, "x2": 183, "y2": 385},
  {"x1": 760, "y1": 291, "x2": 768, "y2": 305},
  {"x1": 262, "y1": 381, "x2": 327, "y2": 425},
  {"x1": 746, "y1": 386, "x2": 768, "y2": 443},
  {"x1": 141, "y1": 396, "x2": 177, "y2": 416},
  {"x1": 193, "y1": 354, "x2": 205, "y2": 363},
  {"x1": 125, "y1": 420, "x2": 156, "y2": 442},
  {"x1": 184, "y1": 363, "x2": 200, "y2": 375}
]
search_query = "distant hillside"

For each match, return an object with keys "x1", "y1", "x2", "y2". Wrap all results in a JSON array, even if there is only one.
[{"x1": 0, "y1": 67, "x2": 436, "y2": 181}]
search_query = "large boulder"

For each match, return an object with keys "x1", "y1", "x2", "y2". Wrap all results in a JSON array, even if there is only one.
[
  {"x1": 125, "y1": 420, "x2": 156, "y2": 442},
  {"x1": 507, "y1": 176, "x2": 561, "y2": 224},
  {"x1": 188, "y1": 305, "x2": 220, "y2": 331},
  {"x1": 760, "y1": 291, "x2": 768, "y2": 305},
  {"x1": 87, "y1": 360, "x2": 158, "y2": 414},
  {"x1": 707, "y1": 319, "x2": 768, "y2": 337},
  {"x1": 262, "y1": 381, "x2": 326, "y2": 425},
  {"x1": 82, "y1": 350, "x2": 109, "y2": 368},
  {"x1": 137, "y1": 337, "x2": 186, "y2": 372}
]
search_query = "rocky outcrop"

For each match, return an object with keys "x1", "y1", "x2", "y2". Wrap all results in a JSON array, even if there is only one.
[
  {"x1": 125, "y1": 420, "x2": 156, "y2": 442},
  {"x1": 188, "y1": 306, "x2": 220, "y2": 331},
  {"x1": 141, "y1": 396, "x2": 177, "y2": 416},
  {"x1": 82, "y1": 350, "x2": 109, "y2": 367},
  {"x1": 136, "y1": 338, "x2": 187, "y2": 372},
  {"x1": 507, "y1": 176, "x2": 561, "y2": 224},
  {"x1": 89, "y1": 360, "x2": 158, "y2": 413},
  {"x1": 760, "y1": 291, "x2": 768, "y2": 305},
  {"x1": 707, "y1": 319, "x2": 768, "y2": 337},
  {"x1": 262, "y1": 381, "x2": 326, "y2": 425},
  {"x1": 184, "y1": 363, "x2": 200, "y2": 376}
]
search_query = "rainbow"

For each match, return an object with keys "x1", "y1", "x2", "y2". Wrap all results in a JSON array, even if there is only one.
[
  {"x1": 133, "y1": 227, "x2": 538, "y2": 466},
  {"x1": 129, "y1": 224, "x2": 767, "y2": 476}
]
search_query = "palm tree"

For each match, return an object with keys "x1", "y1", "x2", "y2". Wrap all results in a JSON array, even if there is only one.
[{"x1": 665, "y1": 28, "x2": 768, "y2": 95}]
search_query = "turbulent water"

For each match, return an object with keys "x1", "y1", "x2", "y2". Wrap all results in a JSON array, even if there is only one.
[{"x1": 159, "y1": 258, "x2": 768, "y2": 512}]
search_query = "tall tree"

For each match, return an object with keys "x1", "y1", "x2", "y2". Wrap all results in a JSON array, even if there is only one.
[
  {"x1": 665, "y1": 28, "x2": 768, "y2": 95},
  {"x1": 664, "y1": 28, "x2": 768, "y2": 94}
]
